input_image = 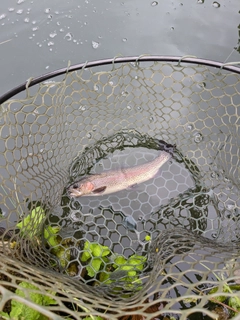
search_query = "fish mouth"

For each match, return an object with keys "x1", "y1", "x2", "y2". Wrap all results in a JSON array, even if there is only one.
[{"x1": 68, "y1": 188, "x2": 83, "y2": 198}]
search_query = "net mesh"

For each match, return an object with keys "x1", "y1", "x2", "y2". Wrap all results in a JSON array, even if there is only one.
[{"x1": 0, "y1": 58, "x2": 240, "y2": 320}]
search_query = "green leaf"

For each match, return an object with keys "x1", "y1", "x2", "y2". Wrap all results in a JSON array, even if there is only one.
[
  {"x1": 127, "y1": 254, "x2": 146, "y2": 271},
  {"x1": 16, "y1": 206, "x2": 45, "y2": 238},
  {"x1": 86, "y1": 258, "x2": 103, "y2": 277},
  {"x1": 0, "y1": 311, "x2": 10, "y2": 319},
  {"x1": 9, "y1": 281, "x2": 57, "y2": 320},
  {"x1": 229, "y1": 296, "x2": 240, "y2": 311},
  {"x1": 114, "y1": 255, "x2": 127, "y2": 266},
  {"x1": 44, "y1": 226, "x2": 60, "y2": 247},
  {"x1": 81, "y1": 241, "x2": 110, "y2": 262}
]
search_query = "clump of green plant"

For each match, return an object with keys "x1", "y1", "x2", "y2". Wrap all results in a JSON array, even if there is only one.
[
  {"x1": 0, "y1": 281, "x2": 57, "y2": 320},
  {"x1": 80, "y1": 240, "x2": 146, "y2": 290}
]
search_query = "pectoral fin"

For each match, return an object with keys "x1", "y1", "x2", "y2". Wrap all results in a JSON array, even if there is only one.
[{"x1": 92, "y1": 186, "x2": 107, "y2": 194}]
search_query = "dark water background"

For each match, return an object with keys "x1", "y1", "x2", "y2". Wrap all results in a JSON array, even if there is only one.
[{"x1": 0, "y1": 0, "x2": 239, "y2": 95}]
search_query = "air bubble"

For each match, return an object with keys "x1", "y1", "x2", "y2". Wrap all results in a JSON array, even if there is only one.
[
  {"x1": 79, "y1": 105, "x2": 86, "y2": 111},
  {"x1": 211, "y1": 232, "x2": 217, "y2": 239},
  {"x1": 186, "y1": 124, "x2": 193, "y2": 131},
  {"x1": 121, "y1": 91, "x2": 128, "y2": 97},
  {"x1": 64, "y1": 32, "x2": 73, "y2": 41},
  {"x1": 49, "y1": 32, "x2": 57, "y2": 38},
  {"x1": 93, "y1": 84, "x2": 100, "y2": 92},
  {"x1": 212, "y1": 1, "x2": 220, "y2": 7},
  {"x1": 92, "y1": 41, "x2": 100, "y2": 49},
  {"x1": 122, "y1": 38, "x2": 127, "y2": 42},
  {"x1": 87, "y1": 133, "x2": 92, "y2": 139},
  {"x1": 45, "y1": 8, "x2": 51, "y2": 13},
  {"x1": 197, "y1": 82, "x2": 206, "y2": 89},
  {"x1": 225, "y1": 201, "x2": 235, "y2": 211},
  {"x1": 170, "y1": 27, "x2": 174, "y2": 31},
  {"x1": 127, "y1": 105, "x2": 131, "y2": 110},
  {"x1": 197, "y1": 0, "x2": 204, "y2": 3},
  {"x1": 194, "y1": 132, "x2": 203, "y2": 143},
  {"x1": 151, "y1": 1, "x2": 158, "y2": 6}
]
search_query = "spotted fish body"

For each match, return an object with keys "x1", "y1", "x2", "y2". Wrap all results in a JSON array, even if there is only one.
[{"x1": 67, "y1": 150, "x2": 171, "y2": 197}]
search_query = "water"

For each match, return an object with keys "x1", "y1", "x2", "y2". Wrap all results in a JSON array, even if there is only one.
[{"x1": 0, "y1": 0, "x2": 239, "y2": 95}]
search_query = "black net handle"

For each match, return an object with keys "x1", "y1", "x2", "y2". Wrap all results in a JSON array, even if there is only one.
[{"x1": 0, "y1": 55, "x2": 240, "y2": 104}]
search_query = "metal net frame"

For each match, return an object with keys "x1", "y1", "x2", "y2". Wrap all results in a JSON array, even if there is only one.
[{"x1": 0, "y1": 55, "x2": 240, "y2": 320}]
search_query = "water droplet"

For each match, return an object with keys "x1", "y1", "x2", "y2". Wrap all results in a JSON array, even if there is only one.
[
  {"x1": 45, "y1": 8, "x2": 51, "y2": 13},
  {"x1": 47, "y1": 41, "x2": 54, "y2": 47},
  {"x1": 170, "y1": 26, "x2": 174, "y2": 31},
  {"x1": 49, "y1": 32, "x2": 57, "y2": 38},
  {"x1": 17, "y1": 0, "x2": 25, "y2": 3},
  {"x1": 186, "y1": 124, "x2": 193, "y2": 131},
  {"x1": 149, "y1": 116, "x2": 154, "y2": 122},
  {"x1": 137, "y1": 106, "x2": 141, "y2": 110},
  {"x1": 197, "y1": 82, "x2": 206, "y2": 89},
  {"x1": 123, "y1": 216, "x2": 137, "y2": 231},
  {"x1": 225, "y1": 201, "x2": 235, "y2": 211},
  {"x1": 16, "y1": 9, "x2": 23, "y2": 14},
  {"x1": 92, "y1": 40, "x2": 100, "y2": 49},
  {"x1": 8, "y1": 8, "x2": 15, "y2": 12},
  {"x1": 211, "y1": 171, "x2": 219, "y2": 179},
  {"x1": 59, "y1": 28, "x2": 64, "y2": 32},
  {"x1": 197, "y1": 0, "x2": 204, "y2": 3},
  {"x1": 64, "y1": 32, "x2": 73, "y2": 41},
  {"x1": 0, "y1": 14, "x2": 6, "y2": 20},
  {"x1": 93, "y1": 84, "x2": 100, "y2": 91},
  {"x1": 121, "y1": 91, "x2": 128, "y2": 97},
  {"x1": 45, "y1": 65, "x2": 49, "y2": 69},
  {"x1": 134, "y1": 76, "x2": 138, "y2": 80},
  {"x1": 194, "y1": 132, "x2": 203, "y2": 143},
  {"x1": 122, "y1": 38, "x2": 127, "y2": 42},
  {"x1": 127, "y1": 105, "x2": 131, "y2": 110},
  {"x1": 87, "y1": 133, "x2": 92, "y2": 139},
  {"x1": 211, "y1": 232, "x2": 217, "y2": 239},
  {"x1": 151, "y1": 1, "x2": 158, "y2": 6},
  {"x1": 79, "y1": 105, "x2": 86, "y2": 111},
  {"x1": 212, "y1": 1, "x2": 220, "y2": 7}
]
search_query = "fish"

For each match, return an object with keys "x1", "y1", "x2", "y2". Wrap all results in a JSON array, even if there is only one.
[{"x1": 67, "y1": 150, "x2": 172, "y2": 198}]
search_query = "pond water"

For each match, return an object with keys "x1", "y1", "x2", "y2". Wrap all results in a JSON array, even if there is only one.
[{"x1": 0, "y1": 0, "x2": 239, "y2": 95}]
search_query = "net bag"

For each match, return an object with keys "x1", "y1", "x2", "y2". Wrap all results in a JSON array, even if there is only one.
[{"x1": 0, "y1": 56, "x2": 240, "y2": 320}]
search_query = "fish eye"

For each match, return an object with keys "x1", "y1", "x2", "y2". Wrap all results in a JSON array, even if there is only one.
[{"x1": 72, "y1": 184, "x2": 79, "y2": 189}]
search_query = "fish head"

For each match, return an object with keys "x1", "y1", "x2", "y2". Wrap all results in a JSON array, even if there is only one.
[{"x1": 67, "y1": 179, "x2": 95, "y2": 197}]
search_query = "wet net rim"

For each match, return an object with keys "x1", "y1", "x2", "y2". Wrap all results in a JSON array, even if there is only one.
[{"x1": 0, "y1": 55, "x2": 240, "y2": 104}]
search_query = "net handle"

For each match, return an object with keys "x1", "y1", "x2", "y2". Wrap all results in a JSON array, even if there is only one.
[{"x1": 0, "y1": 55, "x2": 240, "y2": 104}]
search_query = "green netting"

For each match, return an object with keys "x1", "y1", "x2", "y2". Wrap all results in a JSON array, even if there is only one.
[{"x1": 0, "y1": 58, "x2": 240, "y2": 320}]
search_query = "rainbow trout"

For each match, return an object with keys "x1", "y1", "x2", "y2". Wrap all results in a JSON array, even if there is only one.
[{"x1": 67, "y1": 150, "x2": 172, "y2": 197}]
